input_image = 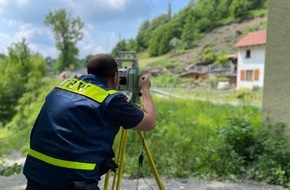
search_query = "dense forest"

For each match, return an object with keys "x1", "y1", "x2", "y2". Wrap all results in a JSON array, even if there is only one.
[{"x1": 111, "y1": 0, "x2": 268, "y2": 57}]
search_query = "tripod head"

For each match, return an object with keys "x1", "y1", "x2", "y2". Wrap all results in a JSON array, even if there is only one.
[{"x1": 115, "y1": 51, "x2": 140, "y2": 104}]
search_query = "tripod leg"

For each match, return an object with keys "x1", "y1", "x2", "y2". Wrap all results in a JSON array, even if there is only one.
[
  {"x1": 114, "y1": 128, "x2": 128, "y2": 190},
  {"x1": 115, "y1": 128, "x2": 127, "y2": 190},
  {"x1": 138, "y1": 132, "x2": 165, "y2": 190},
  {"x1": 103, "y1": 171, "x2": 110, "y2": 190},
  {"x1": 103, "y1": 128, "x2": 127, "y2": 190},
  {"x1": 104, "y1": 129, "x2": 165, "y2": 190}
]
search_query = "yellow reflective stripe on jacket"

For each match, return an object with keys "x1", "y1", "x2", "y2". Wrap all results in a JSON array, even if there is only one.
[
  {"x1": 28, "y1": 148, "x2": 96, "y2": 170},
  {"x1": 58, "y1": 78, "x2": 117, "y2": 103}
]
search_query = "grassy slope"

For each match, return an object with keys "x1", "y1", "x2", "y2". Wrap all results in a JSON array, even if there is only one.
[{"x1": 138, "y1": 13, "x2": 268, "y2": 73}]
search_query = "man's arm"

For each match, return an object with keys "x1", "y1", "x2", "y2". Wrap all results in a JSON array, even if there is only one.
[{"x1": 133, "y1": 75, "x2": 156, "y2": 131}]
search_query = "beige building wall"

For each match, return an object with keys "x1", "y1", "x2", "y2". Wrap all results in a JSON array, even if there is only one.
[{"x1": 262, "y1": 0, "x2": 290, "y2": 146}]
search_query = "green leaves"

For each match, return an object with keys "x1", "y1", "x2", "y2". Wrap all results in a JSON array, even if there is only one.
[
  {"x1": 0, "y1": 39, "x2": 46, "y2": 125},
  {"x1": 3, "y1": 78, "x2": 60, "y2": 151},
  {"x1": 112, "y1": 0, "x2": 268, "y2": 57},
  {"x1": 217, "y1": 117, "x2": 290, "y2": 186},
  {"x1": 45, "y1": 9, "x2": 84, "y2": 73},
  {"x1": 0, "y1": 163, "x2": 23, "y2": 177},
  {"x1": 116, "y1": 97, "x2": 289, "y2": 187}
]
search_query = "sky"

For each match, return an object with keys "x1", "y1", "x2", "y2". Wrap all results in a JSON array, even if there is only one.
[{"x1": 0, "y1": 0, "x2": 190, "y2": 59}]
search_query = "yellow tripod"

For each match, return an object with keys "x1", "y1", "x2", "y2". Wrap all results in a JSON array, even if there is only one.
[{"x1": 103, "y1": 128, "x2": 165, "y2": 190}]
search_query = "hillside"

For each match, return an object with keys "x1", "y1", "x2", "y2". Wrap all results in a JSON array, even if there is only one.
[{"x1": 141, "y1": 14, "x2": 268, "y2": 73}]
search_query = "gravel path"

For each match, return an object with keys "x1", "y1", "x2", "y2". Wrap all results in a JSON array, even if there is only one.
[
  {"x1": 0, "y1": 152, "x2": 288, "y2": 190},
  {"x1": 0, "y1": 173, "x2": 288, "y2": 190}
]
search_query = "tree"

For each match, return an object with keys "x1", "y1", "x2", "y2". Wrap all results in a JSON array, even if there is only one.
[
  {"x1": 0, "y1": 39, "x2": 46, "y2": 125},
  {"x1": 169, "y1": 6, "x2": 192, "y2": 42},
  {"x1": 136, "y1": 20, "x2": 151, "y2": 51},
  {"x1": 0, "y1": 53, "x2": 5, "y2": 59},
  {"x1": 45, "y1": 9, "x2": 84, "y2": 73},
  {"x1": 135, "y1": 14, "x2": 170, "y2": 53},
  {"x1": 248, "y1": 0, "x2": 267, "y2": 9},
  {"x1": 114, "y1": 0, "x2": 268, "y2": 57},
  {"x1": 158, "y1": 24, "x2": 174, "y2": 55},
  {"x1": 181, "y1": 14, "x2": 198, "y2": 48},
  {"x1": 148, "y1": 23, "x2": 175, "y2": 56},
  {"x1": 150, "y1": 14, "x2": 171, "y2": 32},
  {"x1": 126, "y1": 38, "x2": 138, "y2": 52},
  {"x1": 148, "y1": 30, "x2": 160, "y2": 57},
  {"x1": 111, "y1": 39, "x2": 128, "y2": 57},
  {"x1": 230, "y1": 0, "x2": 250, "y2": 19}
]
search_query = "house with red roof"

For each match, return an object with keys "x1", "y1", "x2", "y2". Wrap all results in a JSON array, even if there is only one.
[{"x1": 234, "y1": 30, "x2": 267, "y2": 89}]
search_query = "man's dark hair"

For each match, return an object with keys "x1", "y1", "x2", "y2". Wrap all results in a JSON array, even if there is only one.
[{"x1": 87, "y1": 54, "x2": 118, "y2": 80}]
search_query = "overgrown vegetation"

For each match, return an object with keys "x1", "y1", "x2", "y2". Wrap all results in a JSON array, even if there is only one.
[
  {"x1": 0, "y1": 75, "x2": 289, "y2": 188},
  {"x1": 0, "y1": 39, "x2": 47, "y2": 125},
  {"x1": 121, "y1": 98, "x2": 290, "y2": 188}
]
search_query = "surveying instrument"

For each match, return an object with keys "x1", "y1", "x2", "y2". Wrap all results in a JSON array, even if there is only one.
[{"x1": 103, "y1": 51, "x2": 165, "y2": 190}]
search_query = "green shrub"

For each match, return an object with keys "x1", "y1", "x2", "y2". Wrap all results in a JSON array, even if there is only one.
[
  {"x1": 216, "y1": 117, "x2": 290, "y2": 187},
  {"x1": 0, "y1": 163, "x2": 22, "y2": 176},
  {"x1": 218, "y1": 117, "x2": 257, "y2": 164},
  {"x1": 246, "y1": 123, "x2": 290, "y2": 186}
]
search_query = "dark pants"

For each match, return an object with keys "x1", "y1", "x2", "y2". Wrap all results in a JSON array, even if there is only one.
[
  {"x1": 25, "y1": 180, "x2": 100, "y2": 190},
  {"x1": 25, "y1": 180, "x2": 66, "y2": 190}
]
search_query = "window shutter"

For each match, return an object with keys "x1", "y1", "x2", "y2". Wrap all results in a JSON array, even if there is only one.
[
  {"x1": 240, "y1": 70, "x2": 245, "y2": 81},
  {"x1": 254, "y1": 69, "x2": 260, "y2": 81}
]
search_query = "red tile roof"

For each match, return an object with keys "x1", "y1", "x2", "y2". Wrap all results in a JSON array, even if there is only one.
[{"x1": 234, "y1": 30, "x2": 267, "y2": 47}]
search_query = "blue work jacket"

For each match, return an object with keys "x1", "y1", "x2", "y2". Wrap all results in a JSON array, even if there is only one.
[{"x1": 23, "y1": 74, "x2": 143, "y2": 189}]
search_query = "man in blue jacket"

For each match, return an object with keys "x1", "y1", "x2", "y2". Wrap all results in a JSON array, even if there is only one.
[{"x1": 23, "y1": 53, "x2": 156, "y2": 190}]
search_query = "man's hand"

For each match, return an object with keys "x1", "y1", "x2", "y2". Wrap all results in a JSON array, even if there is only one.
[
  {"x1": 133, "y1": 75, "x2": 156, "y2": 131},
  {"x1": 138, "y1": 75, "x2": 151, "y2": 91}
]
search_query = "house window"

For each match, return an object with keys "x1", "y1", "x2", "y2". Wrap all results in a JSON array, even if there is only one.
[
  {"x1": 246, "y1": 70, "x2": 254, "y2": 81},
  {"x1": 240, "y1": 69, "x2": 260, "y2": 81},
  {"x1": 246, "y1": 50, "x2": 251, "y2": 58}
]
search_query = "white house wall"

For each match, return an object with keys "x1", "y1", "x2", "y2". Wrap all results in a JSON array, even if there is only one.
[{"x1": 237, "y1": 45, "x2": 265, "y2": 89}]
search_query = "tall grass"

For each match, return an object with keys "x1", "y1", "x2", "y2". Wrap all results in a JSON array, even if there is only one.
[
  {"x1": 119, "y1": 96, "x2": 261, "y2": 176},
  {"x1": 120, "y1": 96, "x2": 290, "y2": 187}
]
